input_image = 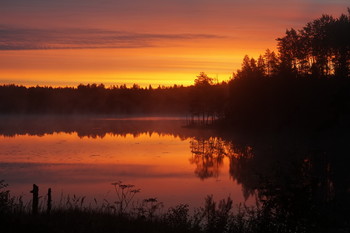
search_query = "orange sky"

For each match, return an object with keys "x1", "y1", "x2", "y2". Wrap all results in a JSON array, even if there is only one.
[{"x1": 0, "y1": 0, "x2": 348, "y2": 87}]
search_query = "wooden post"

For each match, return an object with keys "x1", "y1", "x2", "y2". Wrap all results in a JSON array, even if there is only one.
[
  {"x1": 47, "y1": 188, "x2": 52, "y2": 215},
  {"x1": 30, "y1": 184, "x2": 39, "y2": 215}
]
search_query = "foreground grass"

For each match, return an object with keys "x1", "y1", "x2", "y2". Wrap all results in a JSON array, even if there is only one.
[
  {"x1": 1, "y1": 200, "x2": 276, "y2": 233},
  {"x1": 0, "y1": 195, "x2": 314, "y2": 233},
  {"x1": 1, "y1": 181, "x2": 347, "y2": 233}
]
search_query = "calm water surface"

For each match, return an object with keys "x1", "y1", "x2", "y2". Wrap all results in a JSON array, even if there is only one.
[
  {"x1": 0, "y1": 117, "x2": 249, "y2": 209},
  {"x1": 2, "y1": 116, "x2": 350, "y2": 230}
]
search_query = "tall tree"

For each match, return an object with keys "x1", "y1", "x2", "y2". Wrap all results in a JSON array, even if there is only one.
[
  {"x1": 276, "y1": 28, "x2": 299, "y2": 77},
  {"x1": 264, "y1": 49, "x2": 279, "y2": 77}
]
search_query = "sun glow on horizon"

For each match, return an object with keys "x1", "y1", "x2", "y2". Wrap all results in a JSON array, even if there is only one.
[
  {"x1": 0, "y1": 46, "x2": 249, "y2": 87},
  {"x1": 0, "y1": 1, "x2": 348, "y2": 86}
]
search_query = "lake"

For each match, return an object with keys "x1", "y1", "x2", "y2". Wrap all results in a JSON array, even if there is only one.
[
  {"x1": 0, "y1": 116, "x2": 250, "y2": 210},
  {"x1": 1, "y1": 115, "x2": 350, "y2": 230}
]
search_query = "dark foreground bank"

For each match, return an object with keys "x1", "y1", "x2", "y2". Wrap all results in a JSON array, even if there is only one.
[{"x1": 1, "y1": 180, "x2": 349, "y2": 233}]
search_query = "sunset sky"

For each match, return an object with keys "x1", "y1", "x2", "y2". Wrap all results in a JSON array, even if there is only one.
[{"x1": 0, "y1": 0, "x2": 348, "y2": 87}]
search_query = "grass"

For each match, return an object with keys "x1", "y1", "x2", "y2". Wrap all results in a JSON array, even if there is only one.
[{"x1": 0, "y1": 180, "x2": 343, "y2": 233}]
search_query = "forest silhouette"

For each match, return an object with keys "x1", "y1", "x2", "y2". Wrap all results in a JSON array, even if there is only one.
[{"x1": 1, "y1": 9, "x2": 349, "y2": 131}]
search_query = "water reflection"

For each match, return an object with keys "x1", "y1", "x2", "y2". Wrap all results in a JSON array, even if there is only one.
[
  {"x1": 189, "y1": 137, "x2": 228, "y2": 180},
  {"x1": 0, "y1": 117, "x2": 241, "y2": 209},
  {"x1": 0, "y1": 115, "x2": 214, "y2": 139},
  {"x1": 1, "y1": 116, "x2": 349, "y2": 229},
  {"x1": 189, "y1": 131, "x2": 350, "y2": 230}
]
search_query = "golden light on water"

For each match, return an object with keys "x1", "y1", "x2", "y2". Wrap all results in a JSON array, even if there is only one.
[{"x1": 0, "y1": 132, "x2": 248, "y2": 208}]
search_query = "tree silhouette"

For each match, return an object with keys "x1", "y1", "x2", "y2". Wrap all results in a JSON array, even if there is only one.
[
  {"x1": 194, "y1": 72, "x2": 214, "y2": 87},
  {"x1": 189, "y1": 72, "x2": 228, "y2": 126},
  {"x1": 264, "y1": 49, "x2": 279, "y2": 77},
  {"x1": 276, "y1": 10, "x2": 350, "y2": 78}
]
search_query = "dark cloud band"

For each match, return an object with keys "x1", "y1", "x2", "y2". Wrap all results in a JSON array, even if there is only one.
[{"x1": 0, "y1": 26, "x2": 224, "y2": 50}]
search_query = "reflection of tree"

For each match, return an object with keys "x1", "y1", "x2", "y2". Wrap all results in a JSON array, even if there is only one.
[
  {"x1": 227, "y1": 145, "x2": 256, "y2": 199},
  {"x1": 189, "y1": 133, "x2": 350, "y2": 230},
  {"x1": 189, "y1": 137, "x2": 228, "y2": 180},
  {"x1": 0, "y1": 116, "x2": 199, "y2": 139},
  {"x1": 226, "y1": 133, "x2": 350, "y2": 231}
]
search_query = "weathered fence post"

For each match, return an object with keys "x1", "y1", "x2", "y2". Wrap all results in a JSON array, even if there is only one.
[
  {"x1": 30, "y1": 184, "x2": 39, "y2": 215},
  {"x1": 47, "y1": 188, "x2": 52, "y2": 215}
]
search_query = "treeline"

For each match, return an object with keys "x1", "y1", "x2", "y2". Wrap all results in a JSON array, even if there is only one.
[
  {"x1": 0, "y1": 84, "x2": 189, "y2": 114},
  {"x1": 234, "y1": 9, "x2": 350, "y2": 80},
  {"x1": 0, "y1": 82, "x2": 228, "y2": 117},
  {"x1": 225, "y1": 9, "x2": 350, "y2": 130},
  {"x1": 1, "y1": 10, "x2": 350, "y2": 130}
]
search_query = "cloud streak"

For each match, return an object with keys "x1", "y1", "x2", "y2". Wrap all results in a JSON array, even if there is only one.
[{"x1": 0, "y1": 26, "x2": 225, "y2": 50}]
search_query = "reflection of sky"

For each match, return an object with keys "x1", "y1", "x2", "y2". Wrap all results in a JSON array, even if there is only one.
[
  {"x1": 0, "y1": 132, "x2": 247, "y2": 209},
  {"x1": 0, "y1": 0, "x2": 348, "y2": 86}
]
